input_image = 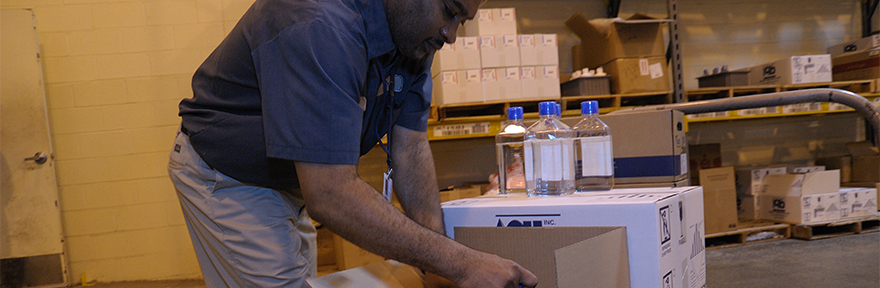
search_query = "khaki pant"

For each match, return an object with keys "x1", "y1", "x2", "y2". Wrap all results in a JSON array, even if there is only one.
[{"x1": 168, "y1": 130, "x2": 317, "y2": 287}]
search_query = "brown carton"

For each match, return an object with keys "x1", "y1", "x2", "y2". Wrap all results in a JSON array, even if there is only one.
[
  {"x1": 455, "y1": 226, "x2": 630, "y2": 288},
  {"x1": 566, "y1": 13, "x2": 668, "y2": 70},
  {"x1": 601, "y1": 57, "x2": 670, "y2": 94},
  {"x1": 832, "y1": 47, "x2": 880, "y2": 81},
  {"x1": 699, "y1": 167, "x2": 738, "y2": 234}
]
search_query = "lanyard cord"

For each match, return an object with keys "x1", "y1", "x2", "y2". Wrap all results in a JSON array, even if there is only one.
[{"x1": 374, "y1": 56, "x2": 399, "y2": 170}]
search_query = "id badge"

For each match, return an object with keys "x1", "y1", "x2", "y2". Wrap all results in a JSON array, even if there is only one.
[{"x1": 382, "y1": 168, "x2": 393, "y2": 202}]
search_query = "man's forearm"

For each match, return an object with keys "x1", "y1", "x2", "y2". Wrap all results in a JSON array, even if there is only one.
[{"x1": 390, "y1": 125, "x2": 445, "y2": 234}]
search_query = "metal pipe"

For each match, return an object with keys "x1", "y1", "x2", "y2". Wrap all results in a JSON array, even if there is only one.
[{"x1": 613, "y1": 88, "x2": 880, "y2": 181}]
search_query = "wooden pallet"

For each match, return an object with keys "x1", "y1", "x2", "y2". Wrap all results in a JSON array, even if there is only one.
[
  {"x1": 790, "y1": 213, "x2": 880, "y2": 240},
  {"x1": 560, "y1": 91, "x2": 672, "y2": 112},
  {"x1": 704, "y1": 220, "x2": 791, "y2": 249},
  {"x1": 685, "y1": 85, "x2": 779, "y2": 102},
  {"x1": 781, "y1": 79, "x2": 876, "y2": 94},
  {"x1": 432, "y1": 98, "x2": 558, "y2": 121}
]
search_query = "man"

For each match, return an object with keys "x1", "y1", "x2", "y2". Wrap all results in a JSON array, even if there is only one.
[{"x1": 167, "y1": 0, "x2": 539, "y2": 287}]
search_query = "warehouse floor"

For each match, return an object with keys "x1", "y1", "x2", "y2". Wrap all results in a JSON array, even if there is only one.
[{"x1": 82, "y1": 232, "x2": 879, "y2": 288}]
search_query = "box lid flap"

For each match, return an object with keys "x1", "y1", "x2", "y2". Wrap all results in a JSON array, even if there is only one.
[
  {"x1": 555, "y1": 227, "x2": 631, "y2": 288},
  {"x1": 454, "y1": 226, "x2": 630, "y2": 288},
  {"x1": 565, "y1": 13, "x2": 670, "y2": 41}
]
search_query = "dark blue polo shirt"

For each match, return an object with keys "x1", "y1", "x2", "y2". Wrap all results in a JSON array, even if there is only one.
[{"x1": 179, "y1": 0, "x2": 432, "y2": 190}]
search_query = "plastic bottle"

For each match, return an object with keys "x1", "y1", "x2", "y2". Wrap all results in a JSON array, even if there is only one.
[
  {"x1": 571, "y1": 100, "x2": 614, "y2": 192},
  {"x1": 496, "y1": 107, "x2": 528, "y2": 194},
  {"x1": 524, "y1": 101, "x2": 575, "y2": 196}
]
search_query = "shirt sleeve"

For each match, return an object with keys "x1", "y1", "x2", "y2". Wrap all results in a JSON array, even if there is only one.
[
  {"x1": 253, "y1": 20, "x2": 368, "y2": 165},
  {"x1": 395, "y1": 60, "x2": 432, "y2": 132}
]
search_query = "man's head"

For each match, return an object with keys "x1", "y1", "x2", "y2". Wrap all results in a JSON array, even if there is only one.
[{"x1": 384, "y1": 0, "x2": 483, "y2": 60}]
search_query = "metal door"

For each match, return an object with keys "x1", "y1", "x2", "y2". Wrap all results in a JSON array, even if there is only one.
[{"x1": 1, "y1": 8, "x2": 68, "y2": 287}]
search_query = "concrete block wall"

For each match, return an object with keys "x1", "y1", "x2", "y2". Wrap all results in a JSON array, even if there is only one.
[{"x1": 0, "y1": 0, "x2": 255, "y2": 284}]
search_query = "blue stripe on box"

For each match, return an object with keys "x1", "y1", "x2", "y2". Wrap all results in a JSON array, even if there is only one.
[{"x1": 614, "y1": 155, "x2": 681, "y2": 178}]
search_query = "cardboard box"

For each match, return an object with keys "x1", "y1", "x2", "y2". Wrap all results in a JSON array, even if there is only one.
[
  {"x1": 333, "y1": 234, "x2": 386, "y2": 270},
  {"x1": 839, "y1": 187, "x2": 878, "y2": 218},
  {"x1": 735, "y1": 166, "x2": 789, "y2": 196},
  {"x1": 699, "y1": 167, "x2": 738, "y2": 234},
  {"x1": 737, "y1": 194, "x2": 762, "y2": 220},
  {"x1": 816, "y1": 155, "x2": 853, "y2": 183},
  {"x1": 828, "y1": 35, "x2": 880, "y2": 57},
  {"x1": 430, "y1": 36, "x2": 481, "y2": 76},
  {"x1": 432, "y1": 70, "x2": 483, "y2": 105},
  {"x1": 479, "y1": 35, "x2": 521, "y2": 68},
  {"x1": 481, "y1": 67, "x2": 522, "y2": 101},
  {"x1": 442, "y1": 186, "x2": 706, "y2": 288},
  {"x1": 688, "y1": 143, "x2": 723, "y2": 185},
  {"x1": 598, "y1": 109, "x2": 688, "y2": 184},
  {"x1": 462, "y1": 8, "x2": 517, "y2": 36},
  {"x1": 760, "y1": 170, "x2": 842, "y2": 224},
  {"x1": 747, "y1": 54, "x2": 832, "y2": 85},
  {"x1": 307, "y1": 260, "x2": 424, "y2": 288},
  {"x1": 832, "y1": 48, "x2": 880, "y2": 81},
  {"x1": 565, "y1": 13, "x2": 668, "y2": 70},
  {"x1": 847, "y1": 141, "x2": 879, "y2": 183},
  {"x1": 520, "y1": 66, "x2": 561, "y2": 99},
  {"x1": 602, "y1": 57, "x2": 670, "y2": 94},
  {"x1": 697, "y1": 70, "x2": 749, "y2": 88},
  {"x1": 519, "y1": 34, "x2": 559, "y2": 66},
  {"x1": 455, "y1": 226, "x2": 630, "y2": 288},
  {"x1": 853, "y1": 155, "x2": 880, "y2": 182}
]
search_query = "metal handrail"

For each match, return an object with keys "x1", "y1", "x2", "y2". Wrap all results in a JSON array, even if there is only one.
[{"x1": 612, "y1": 88, "x2": 880, "y2": 179}]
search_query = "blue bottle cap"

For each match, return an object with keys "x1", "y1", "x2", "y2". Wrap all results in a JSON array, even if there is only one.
[
  {"x1": 539, "y1": 101, "x2": 555, "y2": 116},
  {"x1": 555, "y1": 103, "x2": 561, "y2": 117},
  {"x1": 581, "y1": 100, "x2": 599, "y2": 114},
  {"x1": 507, "y1": 106, "x2": 524, "y2": 120}
]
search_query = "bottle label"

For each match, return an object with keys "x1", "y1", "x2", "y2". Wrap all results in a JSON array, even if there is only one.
[
  {"x1": 525, "y1": 138, "x2": 574, "y2": 181},
  {"x1": 579, "y1": 135, "x2": 613, "y2": 176}
]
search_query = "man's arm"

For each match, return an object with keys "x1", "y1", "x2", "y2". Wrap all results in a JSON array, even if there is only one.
[
  {"x1": 389, "y1": 124, "x2": 444, "y2": 234},
  {"x1": 295, "y1": 128, "x2": 538, "y2": 287}
]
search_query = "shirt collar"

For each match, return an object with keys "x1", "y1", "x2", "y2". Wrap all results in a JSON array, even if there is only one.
[{"x1": 361, "y1": 0, "x2": 396, "y2": 59}]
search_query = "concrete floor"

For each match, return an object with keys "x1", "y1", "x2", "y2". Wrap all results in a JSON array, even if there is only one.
[{"x1": 81, "y1": 232, "x2": 879, "y2": 288}]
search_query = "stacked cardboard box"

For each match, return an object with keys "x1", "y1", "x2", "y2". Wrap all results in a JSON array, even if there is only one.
[
  {"x1": 566, "y1": 13, "x2": 670, "y2": 94},
  {"x1": 838, "y1": 187, "x2": 878, "y2": 219},
  {"x1": 829, "y1": 35, "x2": 880, "y2": 81},
  {"x1": 746, "y1": 55, "x2": 832, "y2": 85},
  {"x1": 432, "y1": 8, "x2": 560, "y2": 106},
  {"x1": 760, "y1": 170, "x2": 841, "y2": 224}
]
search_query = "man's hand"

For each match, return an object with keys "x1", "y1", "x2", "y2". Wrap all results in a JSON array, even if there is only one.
[{"x1": 450, "y1": 251, "x2": 538, "y2": 288}]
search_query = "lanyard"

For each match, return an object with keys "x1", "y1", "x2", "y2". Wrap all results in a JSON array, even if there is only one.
[{"x1": 374, "y1": 55, "x2": 400, "y2": 171}]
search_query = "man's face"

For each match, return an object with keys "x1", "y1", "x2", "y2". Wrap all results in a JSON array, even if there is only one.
[{"x1": 385, "y1": 0, "x2": 482, "y2": 60}]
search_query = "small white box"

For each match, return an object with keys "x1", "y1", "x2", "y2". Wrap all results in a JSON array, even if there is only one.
[
  {"x1": 431, "y1": 37, "x2": 481, "y2": 76},
  {"x1": 463, "y1": 8, "x2": 517, "y2": 36},
  {"x1": 432, "y1": 70, "x2": 483, "y2": 105},
  {"x1": 482, "y1": 67, "x2": 521, "y2": 101},
  {"x1": 442, "y1": 187, "x2": 706, "y2": 288},
  {"x1": 519, "y1": 34, "x2": 559, "y2": 66},
  {"x1": 520, "y1": 66, "x2": 561, "y2": 100},
  {"x1": 839, "y1": 187, "x2": 878, "y2": 218},
  {"x1": 760, "y1": 170, "x2": 842, "y2": 224},
  {"x1": 479, "y1": 35, "x2": 520, "y2": 68},
  {"x1": 747, "y1": 54, "x2": 832, "y2": 85}
]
